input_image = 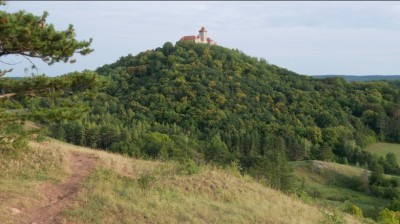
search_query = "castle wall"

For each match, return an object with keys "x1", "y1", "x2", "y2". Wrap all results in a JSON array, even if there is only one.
[{"x1": 180, "y1": 27, "x2": 216, "y2": 45}]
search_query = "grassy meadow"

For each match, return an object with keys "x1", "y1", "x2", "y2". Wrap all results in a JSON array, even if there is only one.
[
  {"x1": 0, "y1": 139, "x2": 367, "y2": 224},
  {"x1": 60, "y1": 141, "x2": 327, "y2": 224},
  {"x1": 365, "y1": 142, "x2": 400, "y2": 161},
  {"x1": 292, "y1": 160, "x2": 390, "y2": 221}
]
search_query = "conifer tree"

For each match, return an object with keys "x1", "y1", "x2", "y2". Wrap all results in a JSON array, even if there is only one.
[
  {"x1": 369, "y1": 162, "x2": 385, "y2": 186},
  {"x1": 0, "y1": 1, "x2": 100, "y2": 150},
  {"x1": 0, "y1": 1, "x2": 92, "y2": 76}
]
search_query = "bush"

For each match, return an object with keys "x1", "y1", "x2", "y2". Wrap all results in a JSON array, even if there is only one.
[
  {"x1": 388, "y1": 177, "x2": 400, "y2": 188},
  {"x1": 370, "y1": 185, "x2": 400, "y2": 200},
  {"x1": 388, "y1": 199, "x2": 400, "y2": 212},
  {"x1": 141, "y1": 132, "x2": 175, "y2": 160},
  {"x1": 378, "y1": 208, "x2": 400, "y2": 224},
  {"x1": 370, "y1": 185, "x2": 385, "y2": 198},
  {"x1": 295, "y1": 190, "x2": 312, "y2": 204},
  {"x1": 383, "y1": 187, "x2": 400, "y2": 200},
  {"x1": 35, "y1": 133, "x2": 47, "y2": 142},
  {"x1": 225, "y1": 160, "x2": 242, "y2": 177},
  {"x1": 176, "y1": 159, "x2": 200, "y2": 175},
  {"x1": 345, "y1": 204, "x2": 363, "y2": 218}
]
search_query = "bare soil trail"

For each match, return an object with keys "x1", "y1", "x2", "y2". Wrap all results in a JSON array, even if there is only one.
[{"x1": 15, "y1": 152, "x2": 97, "y2": 224}]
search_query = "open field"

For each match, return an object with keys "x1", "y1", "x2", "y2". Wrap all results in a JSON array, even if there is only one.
[
  {"x1": 365, "y1": 142, "x2": 400, "y2": 161},
  {"x1": 292, "y1": 160, "x2": 390, "y2": 221}
]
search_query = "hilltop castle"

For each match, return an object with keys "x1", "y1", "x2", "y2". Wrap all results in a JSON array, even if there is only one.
[{"x1": 180, "y1": 27, "x2": 217, "y2": 45}]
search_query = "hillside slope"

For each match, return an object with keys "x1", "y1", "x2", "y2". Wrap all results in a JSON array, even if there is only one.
[
  {"x1": 49, "y1": 41, "x2": 400, "y2": 175},
  {"x1": 292, "y1": 160, "x2": 390, "y2": 220},
  {"x1": 0, "y1": 141, "x2": 97, "y2": 224},
  {"x1": 0, "y1": 139, "x2": 365, "y2": 223},
  {"x1": 366, "y1": 142, "x2": 400, "y2": 162}
]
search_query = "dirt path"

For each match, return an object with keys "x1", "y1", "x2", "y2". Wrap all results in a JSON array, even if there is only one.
[{"x1": 17, "y1": 152, "x2": 97, "y2": 224}]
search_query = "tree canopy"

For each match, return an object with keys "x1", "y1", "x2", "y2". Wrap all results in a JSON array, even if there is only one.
[
  {"x1": 0, "y1": 3, "x2": 92, "y2": 75},
  {"x1": 0, "y1": 2, "x2": 100, "y2": 151},
  {"x1": 49, "y1": 41, "x2": 400, "y2": 189}
]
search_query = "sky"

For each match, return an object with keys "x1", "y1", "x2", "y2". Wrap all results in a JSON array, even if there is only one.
[{"x1": 2, "y1": 1, "x2": 400, "y2": 77}]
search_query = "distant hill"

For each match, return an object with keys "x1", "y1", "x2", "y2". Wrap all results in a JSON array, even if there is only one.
[
  {"x1": 313, "y1": 75, "x2": 400, "y2": 82},
  {"x1": 49, "y1": 41, "x2": 400, "y2": 181}
]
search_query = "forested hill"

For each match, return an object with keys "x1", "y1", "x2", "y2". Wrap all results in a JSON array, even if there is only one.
[{"x1": 49, "y1": 41, "x2": 400, "y2": 189}]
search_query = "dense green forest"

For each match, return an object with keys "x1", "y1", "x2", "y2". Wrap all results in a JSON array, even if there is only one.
[{"x1": 48, "y1": 41, "x2": 400, "y2": 190}]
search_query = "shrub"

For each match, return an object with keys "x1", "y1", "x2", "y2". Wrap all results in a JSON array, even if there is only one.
[
  {"x1": 345, "y1": 204, "x2": 363, "y2": 218},
  {"x1": 223, "y1": 160, "x2": 242, "y2": 177},
  {"x1": 388, "y1": 199, "x2": 400, "y2": 212},
  {"x1": 370, "y1": 185, "x2": 385, "y2": 198},
  {"x1": 378, "y1": 208, "x2": 399, "y2": 224},
  {"x1": 176, "y1": 159, "x2": 200, "y2": 175},
  {"x1": 383, "y1": 187, "x2": 400, "y2": 200},
  {"x1": 141, "y1": 132, "x2": 175, "y2": 159},
  {"x1": 295, "y1": 190, "x2": 312, "y2": 204},
  {"x1": 35, "y1": 133, "x2": 47, "y2": 142}
]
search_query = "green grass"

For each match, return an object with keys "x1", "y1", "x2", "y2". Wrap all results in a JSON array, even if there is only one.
[
  {"x1": 365, "y1": 142, "x2": 400, "y2": 161},
  {"x1": 291, "y1": 160, "x2": 389, "y2": 221}
]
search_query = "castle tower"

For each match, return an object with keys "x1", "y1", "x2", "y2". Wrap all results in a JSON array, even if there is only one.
[
  {"x1": 199, "y1": 27, "x2": 208, "y2": 43},
  {"x1": 180, "y1": 26, "x2": 216, "y2": 45}
]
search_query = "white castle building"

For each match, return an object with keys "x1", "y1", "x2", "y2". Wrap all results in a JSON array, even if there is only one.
[{"x1": 180, "y1": 27, "x2": 217, "y2": 45}]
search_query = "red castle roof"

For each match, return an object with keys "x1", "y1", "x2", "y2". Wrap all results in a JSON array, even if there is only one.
[{"x1": 180, "y1": 35, "x2": 196, "y2": 41}]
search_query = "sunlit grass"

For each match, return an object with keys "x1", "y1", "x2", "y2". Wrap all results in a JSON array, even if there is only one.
[
  {"x1": 62, "y1": 167, "x2": 328, "y2": 224},
  {"x1": 1, "y1": 139, "x2": 367, "y2": 224},
  {"x1": 0, "y1": 141, "x2": 68, "y2": 223},
  {"x1": 60, "y1": 144, "x2": 365, "y2": 224},
  {"x1": 365, "y1": 142, "x2": 400, "y2": 161}
]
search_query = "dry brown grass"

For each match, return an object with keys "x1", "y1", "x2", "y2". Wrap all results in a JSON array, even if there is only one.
[
  {"x1": 1, "y1": 139, "x2": 367, "y2": 223},
  {"x1": 49, "y1": 138, "x2": 165, "y2": 178},
  {"x1": 0, "y1": 141, "x2": 68, "y2": 223},
  {"x1": 64, "y1": 167, "x2": 328, "y2": 224},
  {"x1": 51, "y1": 140, "x2": 365, "y2": 224},
  {"x1": 160, "y1": 169, "x2": 325, "y2": 224}
]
